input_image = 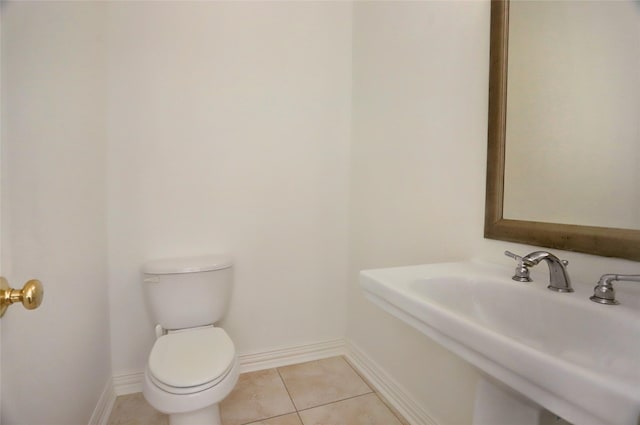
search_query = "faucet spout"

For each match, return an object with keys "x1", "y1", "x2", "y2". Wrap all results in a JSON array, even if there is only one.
[{"x1": 522, "y1": 251, "x2": 573, "y2": 293}]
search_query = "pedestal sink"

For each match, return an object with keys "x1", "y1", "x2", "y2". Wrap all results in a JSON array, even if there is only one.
[{"x1": 360, "y1": 260, "x2": 640, "y2": 425}]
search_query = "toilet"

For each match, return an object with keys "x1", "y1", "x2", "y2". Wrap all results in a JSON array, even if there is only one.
[{"x1": 141, "y1": 254, "x2": 239, "y2": 425}]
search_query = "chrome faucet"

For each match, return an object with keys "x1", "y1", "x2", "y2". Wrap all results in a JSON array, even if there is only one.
[
  {"x1": 505, "y1": 250, "x2": 573, "y2": 292},
  {"x1": 590, "y1": 274, "x2": 640, "y2": 305}
]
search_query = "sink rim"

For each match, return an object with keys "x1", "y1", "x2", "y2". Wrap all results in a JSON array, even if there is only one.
[
  {"x1": 408, "y1": 271, "x2": 640, "y2": 383},
  {"x1": 360, "y1": 259, "x2": 640, "y2": 425}
]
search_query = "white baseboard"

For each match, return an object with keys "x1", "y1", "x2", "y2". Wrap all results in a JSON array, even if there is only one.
[
  {"x1": 88, "y1": 377, "x2": 117, "y2": 425},
  {"x1": 113, "y1": 371, "x2": 145, "y2": 396},
  {"x1": 102, "y1": 338, "x2": 439, "y2": 425},
  {"x1": 238, "y1": 338, "x2": 346, "y2": 373},
  {"x1": 345, "y1": 339, "x2": 440, "y2": 425},
  {"x1": 112, "y1": 338, "x2": 346, "y2": 396}
]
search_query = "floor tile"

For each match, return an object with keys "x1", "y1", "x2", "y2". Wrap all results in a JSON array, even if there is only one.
[
  {"x1": 298, "y1": 393, "x2": 403, "y2": 425},
  {"x1": 107, "y1": 393, "x2": 168, "y2": 425},
  {"x1": 341, "y1": 359, "x2": 411, "y2": 425},
  {"x1": 220, "y1": 368, "x2": 296, "y2": 425},
  {"x1": 278, "y1": 356, "x2": 372, "y2": 410},
  {"x1": 245, "y1": 412, "x2": 303, "y2": 425},
  {"x1": 106, "y1": 357, "x2": 409, "y2": 425},
  {"x1": 376, "y1": 396, "x2": 412, "y2": 425}
]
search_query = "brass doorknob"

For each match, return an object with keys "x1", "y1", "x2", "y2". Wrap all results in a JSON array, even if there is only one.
[{"x1": 0, "y1": 277, "x2": 44, "y2": 317}]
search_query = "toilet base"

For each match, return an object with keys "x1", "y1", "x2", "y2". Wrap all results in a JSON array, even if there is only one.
[{"x1": 169, "y1": 403, "x2": 220, "y2": 425}]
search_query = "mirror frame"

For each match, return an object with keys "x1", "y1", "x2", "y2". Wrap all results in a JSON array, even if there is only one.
[{"x1": 484, "y1": 0, "x2": 640, "y2": 262}]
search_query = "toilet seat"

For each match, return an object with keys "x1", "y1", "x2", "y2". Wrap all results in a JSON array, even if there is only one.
[{"x1": 148, "y1": 326, "x2": 235, "y2": 395}]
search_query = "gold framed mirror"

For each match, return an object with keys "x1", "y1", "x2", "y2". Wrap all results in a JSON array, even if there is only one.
[{"x1": 484, "y1": 0, "x2": 640, "y2": 262}]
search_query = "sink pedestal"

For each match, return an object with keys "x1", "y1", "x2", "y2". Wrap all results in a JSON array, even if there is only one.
[
  {"x1": 473, "y1": 378, "x2": 544, "y2": 425},
  {"x1": 474, "y1": 378, "x2": 570, "y2": 425}
]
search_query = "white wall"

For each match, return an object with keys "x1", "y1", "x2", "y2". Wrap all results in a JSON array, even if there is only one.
[
  {"x1": 348, "y1": 2, "x2": 640, "y2": 425},
  {"x1": 1, "y1": 2, "x2": 110, "y2": 424},
  {"x1": 106, "y1": 1, "x2": 352, "y2": 376},
  {"x1": 2, "y1": 2, "x2": 639, "y2": 424},
  {"x1": 348, "y1": 2, "x2": 490, "y2": 424}
]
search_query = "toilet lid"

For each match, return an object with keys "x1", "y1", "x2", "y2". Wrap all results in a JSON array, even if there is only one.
[{"x1": 149, "y1": 327, "x2": 235, "y2": 388}]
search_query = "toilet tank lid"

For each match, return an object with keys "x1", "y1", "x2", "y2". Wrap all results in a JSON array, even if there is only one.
[{"x1": 142, "y1": 254, "x2": 232, "y2": 274}]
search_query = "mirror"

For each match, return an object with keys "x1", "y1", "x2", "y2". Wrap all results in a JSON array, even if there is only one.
[{"x1": 484, "y1": 0, "x2": 640, "y2": 262}]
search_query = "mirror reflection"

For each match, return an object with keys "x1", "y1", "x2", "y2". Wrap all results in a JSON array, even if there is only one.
[{"x1": 502, "y1": 1, "x2": 640, "y2": 230}]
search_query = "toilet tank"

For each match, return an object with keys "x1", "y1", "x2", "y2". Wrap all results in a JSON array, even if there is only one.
[{"x1": 142, "y1": 254, "x2": 233, "y2": 330}]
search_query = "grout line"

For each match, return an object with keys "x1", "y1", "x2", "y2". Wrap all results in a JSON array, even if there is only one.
[
  {"x1": 341, "y1": 354, "x2": 375, "y2": 392},
  {"x1": 271, "y1": 361, "x2": 308, "y2": 424},
  {"x1": 276, "y1": 356, "x2": 376, "y2": 415},
  {"x1": 296, "y1": 391, "x2": 374, "y2": 414},
  {"x1": 119, "y1": 355, "x2": 408, "y2": 425},
  {"x1": 342, "y1": 355, "x2": 409, "y2": 425},
  {"x1": 237, "y1": 368, "x2": 297, "y2": 425},
  {"x1": 239, "y1": 411, "x2": 298, "y2": 425},
  {"x1": 275, "y1": 366, "x2": 300, "y2": 412},
  {"x1": 274, "y1": 357, "x2": 378, "y2": 420},
  {"x1": 371, "y1": 391, "x2": 410, "y2": 425}
]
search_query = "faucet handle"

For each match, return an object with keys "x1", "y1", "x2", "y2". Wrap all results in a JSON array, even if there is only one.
[
  {"x1": 504, "y1": 250, "x2": 521, "y2": 261},
  {"x1": 504, "y1": 250, "x2": 528, "y2": 262},
  {"x1": 504, "y1": 251, "x2": 533, "y2": 282},
  {"x1": 504, "y1": 251, "x2": 535, "y2": 266},
  {"x1": 590, "y1": 274, "x2": 640, "y2": 305}
]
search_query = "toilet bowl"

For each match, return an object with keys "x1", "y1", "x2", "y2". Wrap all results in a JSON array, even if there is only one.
[{"x1": 141, "y1": 255, "x2": 237, "y2": 425}]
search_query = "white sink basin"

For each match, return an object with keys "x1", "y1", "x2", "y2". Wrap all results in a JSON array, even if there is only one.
[{"x1": 360, "y1": 260, "x2": 640, "y2": 425}]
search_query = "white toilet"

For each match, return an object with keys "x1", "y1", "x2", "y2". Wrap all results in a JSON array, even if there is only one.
[{"x1": 141, "y1": 254, "x2": 239, "y2": 425}]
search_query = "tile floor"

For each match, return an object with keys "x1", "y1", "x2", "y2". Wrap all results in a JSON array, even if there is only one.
[{"x1": 108, "y1": 356, "x2": 409, "y2": 425}]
